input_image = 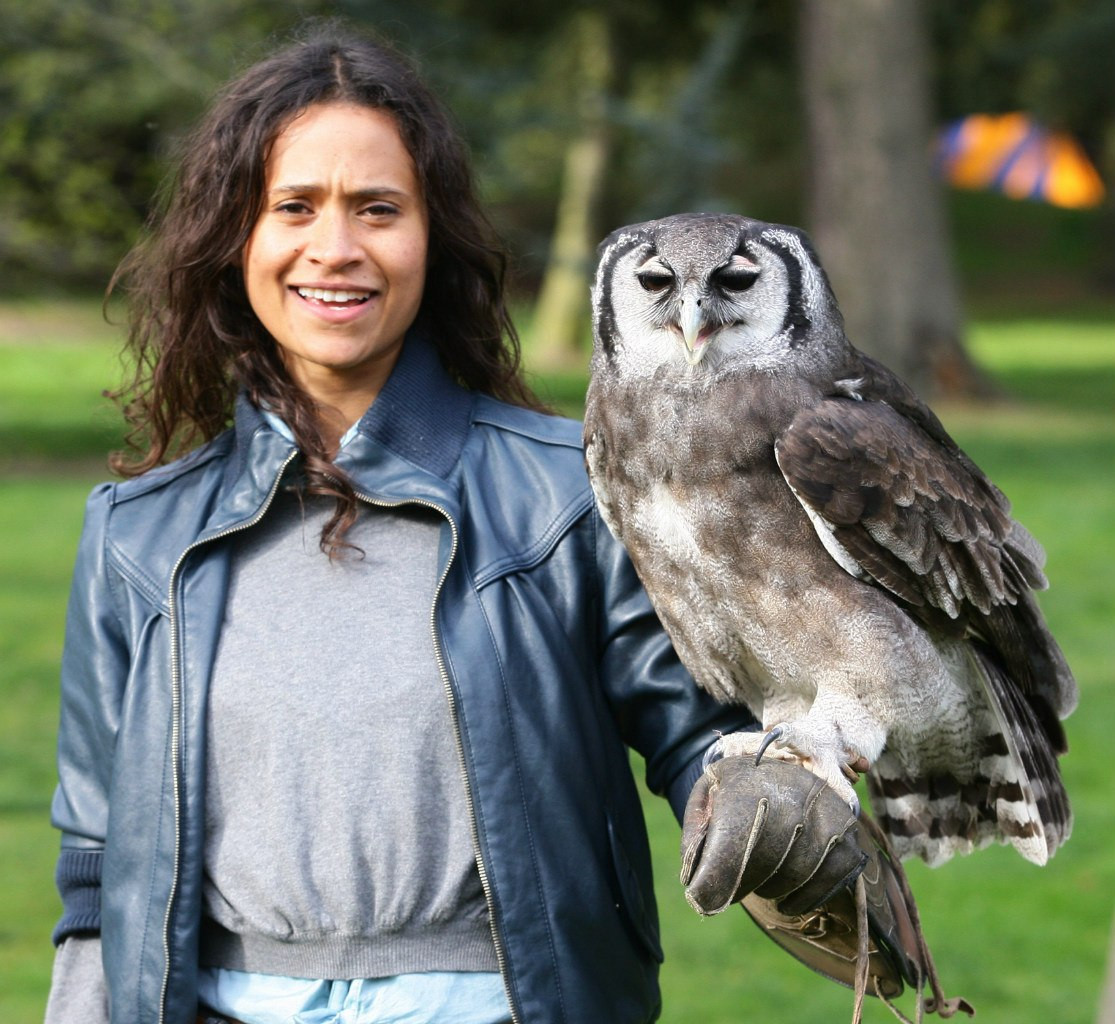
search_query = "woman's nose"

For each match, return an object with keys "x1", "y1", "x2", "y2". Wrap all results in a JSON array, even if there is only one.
[{"x1": 306, "y1": 208, "x2": 364, "y2": 269}]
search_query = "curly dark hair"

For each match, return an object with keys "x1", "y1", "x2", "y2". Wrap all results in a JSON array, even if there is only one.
[{"x1": 109, "y1": 21, "x2": 543, "y2": 552}]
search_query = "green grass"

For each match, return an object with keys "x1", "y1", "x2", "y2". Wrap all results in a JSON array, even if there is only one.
[
  {"x1": 0, "y1": 474, "x2": 105, "y2": 1021},
  {"x1": 1, "y1": 303, "x2": 1112, "y2": 1021},
  {"x1": 0, "y1": 301, "x2": 126, "y2": 463}
]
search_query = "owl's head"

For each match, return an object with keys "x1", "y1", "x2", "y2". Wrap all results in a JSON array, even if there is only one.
[{"x1": 591, "y1": 213, "x2": 847, "y2": 379}]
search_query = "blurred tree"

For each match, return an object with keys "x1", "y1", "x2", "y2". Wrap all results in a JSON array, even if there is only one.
[
  {"x1": 527, "y1": 0, "x2": 759, "y2": 365},
  {"x1": 0, "y1": 0, "x2": 509, "y2": 293},
  {"x1": 0, "y1": 0, "x2": 313, "y2": 290},
  {"x1": 799, "y1": 0, "x2": 989, "y2": 398},
  {"x1": 529, "y1": 9, "x2": 616, "y2": 368},
  {"x1": 626, "y1": 2, "x2": 751, "y2": 220},
  {"x1": 3, "y1": 0, "x2": 1108, "y2": 324}
]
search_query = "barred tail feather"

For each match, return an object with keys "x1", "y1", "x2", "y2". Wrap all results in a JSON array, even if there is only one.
[
  {"x1": 867, "y1": 757, "x2": 1000, "y2": 868},
  {"x1": 866, "y1": 649, "x2": 1071, "y2": 867},
  {"x1": 973, "y1": 645, "x2": 1073, "y2": 861}
]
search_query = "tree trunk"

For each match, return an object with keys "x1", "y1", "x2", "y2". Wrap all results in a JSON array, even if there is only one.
[
  {"x1": 530, "y1": 9, "x2": 615, "y2": 369},
  {"x1": 799, "y1": 0, "x2": 990, "y2": 398}
]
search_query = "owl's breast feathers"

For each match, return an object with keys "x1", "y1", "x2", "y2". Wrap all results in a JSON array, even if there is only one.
[{"x1": 585, "y1": 369, "x2": 871, "y2": 697}]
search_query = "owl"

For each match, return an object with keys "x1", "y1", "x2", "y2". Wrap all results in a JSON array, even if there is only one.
[{"x1": 584, "y1": 212, "x2": 1076, "y2": 867}]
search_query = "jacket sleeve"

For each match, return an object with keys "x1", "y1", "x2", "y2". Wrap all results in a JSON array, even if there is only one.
[
  {"x1": 50, "y1": 484, "x2": 129, "y2": 944},
  {"x1": 591, "y1": 511, "x2": 758, "y2": 820}
]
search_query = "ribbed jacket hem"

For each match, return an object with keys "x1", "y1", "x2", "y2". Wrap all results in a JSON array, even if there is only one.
[
  {"x1": 53, "y1": 848, "x2": 103, "y2": 945},
  {"x1": 199, "y1": 917, "x2": 500, "y2": 979}
]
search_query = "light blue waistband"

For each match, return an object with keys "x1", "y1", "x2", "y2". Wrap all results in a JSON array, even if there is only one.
[{"x1": 197, "y1": 967, "x2": 512, "y2": 1024}]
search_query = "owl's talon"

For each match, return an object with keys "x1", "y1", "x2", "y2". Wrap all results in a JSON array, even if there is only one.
[
  {"x1": 819, "y1": 765, "x2": 862, "y2": 816},
  {"x1": 754, "y1": 725, "x2": 785, "y2": 766}
]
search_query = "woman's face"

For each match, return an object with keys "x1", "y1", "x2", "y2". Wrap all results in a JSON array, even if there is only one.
[{"x1": 243, "y1": 102, "x2": 429, "y2": 415}]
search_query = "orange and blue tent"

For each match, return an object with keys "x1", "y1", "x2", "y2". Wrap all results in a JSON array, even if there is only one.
[{"x1": 937, "y1": 112, "x2": 1105, "y2": 209}]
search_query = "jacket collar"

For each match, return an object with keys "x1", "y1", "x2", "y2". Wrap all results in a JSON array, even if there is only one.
[
  {"x1": 221, "y1": 331, "x2": 474, "y2": 529},
  {"x1": 350, "y1": 328, "x2": 473, "y2": 480}
]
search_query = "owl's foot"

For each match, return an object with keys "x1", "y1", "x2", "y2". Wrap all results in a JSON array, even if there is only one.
[{"x1": 755, "y1": 722, "x2": 862, "y2": 815}]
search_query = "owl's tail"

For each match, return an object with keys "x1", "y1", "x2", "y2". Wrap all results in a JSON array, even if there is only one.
[{"x1": 866, "y1": 647, "x2": 1072, "y2": 867}]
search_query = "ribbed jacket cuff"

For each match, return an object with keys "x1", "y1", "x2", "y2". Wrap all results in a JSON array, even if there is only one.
[{"x1": 53, "y1": 848, "x2": 103, "y2": 945}]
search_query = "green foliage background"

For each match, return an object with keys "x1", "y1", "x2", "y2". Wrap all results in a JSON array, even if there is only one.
[{"x1": 3, "y1": 0, "x2": 1112, "y2": 292}]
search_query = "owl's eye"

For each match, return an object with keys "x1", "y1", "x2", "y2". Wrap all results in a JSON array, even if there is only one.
[
  {"x1": 712, "y1": 265, "x2": 760, "y2": 293},
  {"x1": 637, "y1": 271, "x2": 674, "y2": 293}
]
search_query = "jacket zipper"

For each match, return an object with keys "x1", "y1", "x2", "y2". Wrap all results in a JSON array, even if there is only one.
[
  {"x1": 353, "y1": 490, "x2": 521, "y2": 1024},
  {"x1": 158, "y1": 449, "x2": 298, "y2": 1024}
]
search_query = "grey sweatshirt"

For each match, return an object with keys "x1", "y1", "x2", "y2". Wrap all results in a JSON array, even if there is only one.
[{"x1": 199, "y1": 489, "x2": 497, "y2": 978}]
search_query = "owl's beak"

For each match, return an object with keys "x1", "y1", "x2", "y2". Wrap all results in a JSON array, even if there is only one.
[{"x1": 679, "y1": 293, "x2": 709, "y2": 366}]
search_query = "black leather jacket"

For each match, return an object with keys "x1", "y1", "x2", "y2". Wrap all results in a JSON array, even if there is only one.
[{"x1": 52, "y1": 335, "x2": 754, "y2": 1023}]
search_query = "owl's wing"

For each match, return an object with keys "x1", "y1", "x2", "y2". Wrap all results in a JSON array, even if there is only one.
[{"x1": 773, "y1": 389, "x2": 1044, "y2": 626}]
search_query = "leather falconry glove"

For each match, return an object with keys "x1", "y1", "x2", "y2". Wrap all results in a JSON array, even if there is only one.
[
  {"x1": 680, "y1": 754, "x2": 974, "y2": 1021},
  {"x1": 681, "y1": 754, "x2": 866, "y2": 916}
]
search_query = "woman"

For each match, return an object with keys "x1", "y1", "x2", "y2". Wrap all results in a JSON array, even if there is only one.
[{"x1": 47, "y1": 24, "x2": 864, "y2": 1024}]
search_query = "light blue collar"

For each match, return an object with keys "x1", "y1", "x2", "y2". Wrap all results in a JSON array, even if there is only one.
[{"x1": 261, "y1": 409, "x2": 362, "y2": 450}]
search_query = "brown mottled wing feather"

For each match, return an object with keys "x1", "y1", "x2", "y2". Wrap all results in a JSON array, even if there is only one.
[
  {"x1": 775, "y1": 396, "x2": 1038, "y2": 623},
  {"x1": 854, "y1": 355, "x2": 1008, "y2": 497},
  {"x1": 853, "y1": 359, "x2": 1075, "y2": 727}
]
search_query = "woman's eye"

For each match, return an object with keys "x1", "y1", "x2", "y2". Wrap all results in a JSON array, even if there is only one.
[
  {"x1": 275, "y1": 200, "x2": 311, "y2": 215},
  {"x1": 364, "y1": 202, "x2": 399, "y2": 217}
]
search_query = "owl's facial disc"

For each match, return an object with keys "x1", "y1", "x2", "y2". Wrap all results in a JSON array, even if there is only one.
[{"x1": 635, "y1": 256, "x2": 703, "y2": 364}]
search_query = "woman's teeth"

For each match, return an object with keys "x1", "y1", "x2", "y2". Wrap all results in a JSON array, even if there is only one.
[{"x1": 297, "y1": 287, "x2": 371, "y2": 303}]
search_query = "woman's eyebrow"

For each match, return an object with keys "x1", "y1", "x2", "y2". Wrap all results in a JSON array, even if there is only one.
[{"x1": 267, "y1": 183, "x2": 412, "y2": 200}]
